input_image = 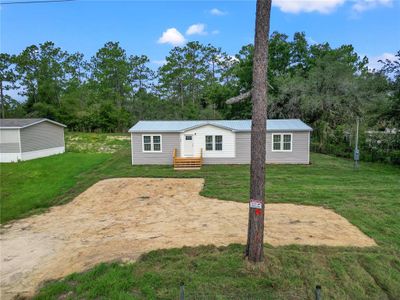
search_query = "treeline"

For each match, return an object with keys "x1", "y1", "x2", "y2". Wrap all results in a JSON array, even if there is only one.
[
  {"x1": 0, "y1": 41, "x2": 234, "y2": 131},
  {"x1": 1, "y1": 32, "x2": 399, "y2": 163}
]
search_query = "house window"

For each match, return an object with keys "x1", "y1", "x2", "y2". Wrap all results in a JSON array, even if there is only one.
[
  {"x1": 143, "y1": 135, "x2": 162, "y2": 152},
  {"x1": 205, "y1": 135, "x2": 223, "y2": 151},
  {"x1": 153, "y1": 136, "x2": 161, "y2": 151},
  {"x1": 272, "y1": 133, "x2": 292, "y2": 152},
  {"x1": 273, "y1": 134, "x2": 281, "y2": 151},
  {"x1": 143, "y1": 136, "x2": 152, "y2": 151},
  {"x1": 283, "y1": 134, "x2": 291, "y2": 150},
  {"x1": 205, "y1": 136, "x2": 213, "y2": 151},
  {"x1": 215, "y1": 135, "x2": 223, "y2": 151}
]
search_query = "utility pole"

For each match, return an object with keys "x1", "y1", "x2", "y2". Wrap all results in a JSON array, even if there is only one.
[
  {"x1": 245, "y1": 0, "x2": 272, "y2": 263},
  {"x1": 354, "y1": 118, "x2": 360, "y2": 169},
  {"x1": 0, "y1": 80, "x2": 4, "y2": 118}
]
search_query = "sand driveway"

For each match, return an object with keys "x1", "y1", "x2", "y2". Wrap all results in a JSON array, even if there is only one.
[{"x1": 0, "y1": 178, "x2": 376, "y2": 299}]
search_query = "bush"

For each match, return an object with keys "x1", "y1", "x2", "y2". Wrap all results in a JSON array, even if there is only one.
[{"x1": 311, "y1": 132, "x2": 400, "y2": 165}]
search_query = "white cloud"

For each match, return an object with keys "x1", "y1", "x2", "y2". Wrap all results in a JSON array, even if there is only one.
[
  {"x1": 368, "y1": 52, "x2": 397, "y2": 71},
  {"x1": 273, "y1": 0, "x2": 346, "y2": 14},
  {"x1": 273, "y1": 0, "x2": 393, "y2": 14},
  {"x1": 186, "y1": 23, "x2": 207, "y2": 36},
  {"x1": 307, "y1": 36, "x2": 318, "y2": 45},
  {"x1": 210, "y1": 8, "x2": 227, "y2": 16},
  {"x1": 352, "y1": 0, "x2": 392, "y2": 12},
  {"x1": 211, "y1": 30, "x2": 220, "y2": 35},
  {"x1": 157, "y1": 28, "x2": 186, "y2": 46}
]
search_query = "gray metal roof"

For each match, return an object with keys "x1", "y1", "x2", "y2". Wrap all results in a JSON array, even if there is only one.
[
  {"x1": 0, "y1": 118, "x2": 66, "y2": 129},
  {"x1": 129, "y1": 119, "x2": 312, "y2": 133}
]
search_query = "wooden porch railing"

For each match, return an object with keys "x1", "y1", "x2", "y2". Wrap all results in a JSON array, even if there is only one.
[{"x1": 173, "y1": 148, "x2": 203, "y2": 170}]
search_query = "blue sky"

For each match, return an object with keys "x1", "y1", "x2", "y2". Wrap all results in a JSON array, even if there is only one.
[{"x1": 1, "y1": 0, "x2": 399, "y2": 70}]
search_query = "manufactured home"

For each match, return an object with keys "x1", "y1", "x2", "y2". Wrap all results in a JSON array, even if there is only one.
[
  {"x1": 0, "y1": 118, "x2": 66, "y2": 163},
  {"x1": 129, "y1": 119, "x2": 312, "y2": 167}
]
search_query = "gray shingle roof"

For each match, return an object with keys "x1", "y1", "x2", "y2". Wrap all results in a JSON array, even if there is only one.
[
  {"x1": 129, "y1": 119, "x2": 312, "y2": 133},
  {"x1": 0, "y1": 118, "x2": 66, "y2": 129}
]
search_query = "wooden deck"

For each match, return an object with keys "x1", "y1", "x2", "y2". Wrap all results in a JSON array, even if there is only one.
[{"x1": 173, "y1": 148, "x2": 203, "y2": 170}]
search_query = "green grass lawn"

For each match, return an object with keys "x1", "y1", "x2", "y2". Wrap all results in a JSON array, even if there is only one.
[
  {"x1": 1, "y1": 139, "x2": 400, "y2": 299},
  {"x1": 0, "y1": 152, "x2": 110, "y2": 223}
]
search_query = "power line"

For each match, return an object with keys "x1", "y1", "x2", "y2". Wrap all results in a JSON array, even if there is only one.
[{"x1": 0, "y1": 0, "x2": 76, "y2": 5}]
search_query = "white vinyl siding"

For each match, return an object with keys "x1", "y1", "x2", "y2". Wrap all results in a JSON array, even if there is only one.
[
  {"x1": 0, "y1": 129, "x2": 20, "y2": 153},
  {"x1": 142, "y1": 135, "x2": 162, "y2": 152},
  {"x1": 180, "y1": 125, "x2": 235, "y2": 158},
  {"x1": 0, "y1": 129, "x2": 19, "y2": 143},
  {"x1": 271, "y1": 133, "x2": 292, "y2": 152}
]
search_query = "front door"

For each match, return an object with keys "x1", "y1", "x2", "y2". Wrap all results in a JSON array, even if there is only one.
[{"x1": 183, "y1": 135, "x2": 194, "y2": 156}]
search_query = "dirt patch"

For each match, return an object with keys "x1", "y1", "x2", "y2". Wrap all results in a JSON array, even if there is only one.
[{"x1": 0, "y1": 178, "x2": 376, "y2": 299}]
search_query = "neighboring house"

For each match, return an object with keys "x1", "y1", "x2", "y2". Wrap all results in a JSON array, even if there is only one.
[
  {"x1": 0, "y1": 118, "x2": 66, "y2": 163},
  {"x1": 129, "y1": 119, "x2": 313, "y2": 165}
]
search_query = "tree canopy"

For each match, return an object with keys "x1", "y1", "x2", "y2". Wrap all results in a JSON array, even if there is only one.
[{"x1": 1, "y1": 33, "x2": 399, "y2": 162}]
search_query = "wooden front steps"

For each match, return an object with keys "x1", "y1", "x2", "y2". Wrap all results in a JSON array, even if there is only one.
[{"x1": 173, "y1": 148, "x2": 203, "y2": 170}]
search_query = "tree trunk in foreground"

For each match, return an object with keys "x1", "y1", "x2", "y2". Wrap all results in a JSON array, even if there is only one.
[{"x1": 245, "y1": 0, "x2": 272, "y2": 263}]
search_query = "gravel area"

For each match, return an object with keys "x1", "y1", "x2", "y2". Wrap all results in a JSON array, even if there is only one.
[{"x1": 0, "y1": 178, "x2": 376, "y2": 299}]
